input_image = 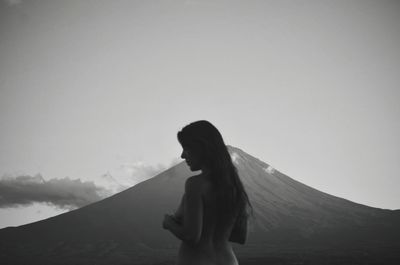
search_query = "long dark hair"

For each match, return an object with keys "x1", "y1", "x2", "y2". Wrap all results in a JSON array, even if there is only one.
[{"x1": 177, "y1": 120, "x2": 253, "y2": 223}]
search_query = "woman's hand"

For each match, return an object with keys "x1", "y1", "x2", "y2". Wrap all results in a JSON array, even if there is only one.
[{"x1": 162, "y1": 214, "x2": 175, "y2": 230}]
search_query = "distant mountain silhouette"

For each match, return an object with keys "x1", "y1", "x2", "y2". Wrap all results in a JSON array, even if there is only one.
[{"x1": 1, "y1": 146, "x2": 399, "y2": 265}]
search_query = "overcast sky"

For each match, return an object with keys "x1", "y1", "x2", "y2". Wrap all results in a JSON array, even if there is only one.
[{"x1": 1, "y1": 0, "x2": 399, "y2": 229}]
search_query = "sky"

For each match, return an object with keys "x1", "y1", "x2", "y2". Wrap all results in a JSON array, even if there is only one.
[{"x1": 0, "y1": 0, "x2": 399, "y2": 229}]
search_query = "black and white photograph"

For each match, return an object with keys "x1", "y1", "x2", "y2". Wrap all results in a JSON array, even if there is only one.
[{"x1": 1, "y1": 1, "x2": 399, "y2": 264}]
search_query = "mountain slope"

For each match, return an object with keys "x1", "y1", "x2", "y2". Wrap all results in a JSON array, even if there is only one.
[
  {"x1": 230, "y1": 146, "x2": 400, "y2": 244},
  {"x1": 0, "y1": 146, "x2": 399, "y2": 264}
]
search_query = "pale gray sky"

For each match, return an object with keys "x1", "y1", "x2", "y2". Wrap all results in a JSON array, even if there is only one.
[{"x1": 1, "y1": 0, "x2": 399, "y2": 228}]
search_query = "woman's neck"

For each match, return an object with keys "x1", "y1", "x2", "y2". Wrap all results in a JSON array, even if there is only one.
[{"x1": 200, "y1": 167, "x2": 212, "y2": 179}]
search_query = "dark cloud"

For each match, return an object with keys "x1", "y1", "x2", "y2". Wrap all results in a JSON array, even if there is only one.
[{"x1": 0, "y1": 174, "x2": 111, "y2": 209}]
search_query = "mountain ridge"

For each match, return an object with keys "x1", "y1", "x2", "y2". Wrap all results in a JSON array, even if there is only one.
[{"x1": 1, "y1": 145, "x2": 399, "y2": 264}]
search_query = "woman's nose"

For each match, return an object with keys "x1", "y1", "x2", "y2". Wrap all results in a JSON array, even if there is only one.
[{"x1": 181, "y1": 150, "x2": 187, "y2": 159}]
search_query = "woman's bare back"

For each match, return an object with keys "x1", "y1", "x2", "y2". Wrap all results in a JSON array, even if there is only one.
[{"x1": 177, "y1": 175, "x2": 239, "y2": 265}]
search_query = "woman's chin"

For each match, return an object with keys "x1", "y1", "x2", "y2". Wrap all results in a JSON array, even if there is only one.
[{"x1": 188, "y1": 165, "x2": 201, "y2": 172}]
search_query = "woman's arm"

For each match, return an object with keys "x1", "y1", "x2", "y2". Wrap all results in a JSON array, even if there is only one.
[
  {"x1": 172, "y1": 193, "x2": 185, "y2": 224},
  {"x1": 163, "y1": 177, "x2": 203, "y2": 245}
]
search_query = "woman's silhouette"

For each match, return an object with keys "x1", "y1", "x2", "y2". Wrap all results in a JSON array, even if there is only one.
[{"x1": 162, "y1": 120, "x2": 253, "y2": 265}]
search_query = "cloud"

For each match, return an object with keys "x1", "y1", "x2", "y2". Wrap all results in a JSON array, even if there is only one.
[
  {"x1": 264, "y1": 165, "x2": 276, "y2": 175},
  {"x1": 106, "y1": 160, "x2": 172, "y2": 191},
  {"x1": 0, "y1": 159, "x2": 179, "y2": 210},
  {"x1": 230, "y1": 152, "x2": 241, "y2": 164},
  {"x1": 0, "y1": 174, "x2": 111, "y2": 210}
]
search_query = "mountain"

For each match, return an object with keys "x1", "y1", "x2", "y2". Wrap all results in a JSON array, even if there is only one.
[{"x1": 0, "y1": 146, "x2": 399, "y2": 265}]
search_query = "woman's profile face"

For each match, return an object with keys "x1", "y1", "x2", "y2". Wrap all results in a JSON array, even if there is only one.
[{"x1": 180, "y1": 145, "x2": 203, "y2": 171}]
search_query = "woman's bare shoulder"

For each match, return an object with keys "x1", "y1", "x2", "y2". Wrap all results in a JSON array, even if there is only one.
[{"x1": 186, "y1": 175, "x2": 212, "y2": 193}]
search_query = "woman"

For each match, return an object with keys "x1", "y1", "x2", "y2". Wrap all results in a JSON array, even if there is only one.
[{"x1": 162, "y1": 120, "x2": 253, "y2": 265}]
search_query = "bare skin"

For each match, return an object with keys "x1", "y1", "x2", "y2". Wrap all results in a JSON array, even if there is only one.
[
  {"x1": 164, "y1": 174, "x2": 240, "y2": 265},
  {"x1": 162, "y1": 146, "x2": 247, "y2": 265}
]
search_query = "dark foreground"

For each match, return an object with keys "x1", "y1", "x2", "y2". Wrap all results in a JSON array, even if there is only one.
[
  {"x1": 3, "y1": 243, "x2": 399, "y2": 265},
  {"x1": 152, "y1": 247, "x2": 400, "y2": 265},
  {"x1": 149, "y1": 244, "x2": 400, "y2": 265}
]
